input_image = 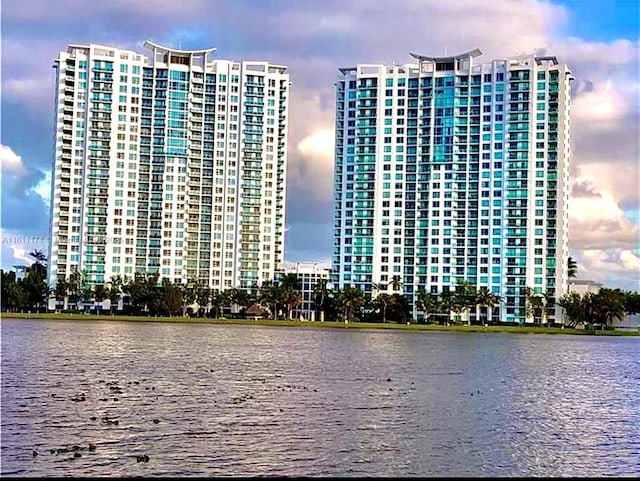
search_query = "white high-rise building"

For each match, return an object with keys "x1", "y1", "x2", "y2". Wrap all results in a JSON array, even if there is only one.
[
  {"x1": 332, "y1": 50, "x2": 573, "y2": 324},
  {"x1": 48, "y1": 42, "x2": 290, "y2": 293}
]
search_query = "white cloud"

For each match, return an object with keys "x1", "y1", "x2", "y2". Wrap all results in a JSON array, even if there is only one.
[
  {"x1": 10, "y1": 245, "x2": 34, "y2": 265},
  {"x1": 297, "y1": 129, "x2": 334, "y2": 160},
  {"x1": 33, "y1": 171, "x2": 52, "y2": 206},
  {"x1": 576, "y1": 249, "x2": 640, "y2": 289},
  {"x1": 288, "y1": 129, "x2": 335, "y2": 201},
  {"x1": 572, "y1": 80, "x2": 631, "y2": 123},
  {"x1": 0, "y1": 144, "x2": 28, "y2": 175}
]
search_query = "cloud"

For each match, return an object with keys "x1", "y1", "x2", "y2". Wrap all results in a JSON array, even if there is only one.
[
  {"x1": 0, "y1": 144, "x2": 50, "y2": 235},
  {"x1": 572, "y1": 80, "x2": 631, "y2": 123},
  {"x1": 10, "y1": 244, "x2": 35, "y2": 265},
  {"x1": 288, "y1": 129, "x2": 335, "y2": 201},
  {"x1": 575, "y1": 249, "x2": 640, "y2": 290},
  {"x1": 1, "y1": 0, "x2": 639, "y2": 289}
]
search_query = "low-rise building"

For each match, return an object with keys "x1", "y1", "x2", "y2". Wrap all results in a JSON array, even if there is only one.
[{"x1": 275, "y1": 262, "x2": 330, "y2": 320}]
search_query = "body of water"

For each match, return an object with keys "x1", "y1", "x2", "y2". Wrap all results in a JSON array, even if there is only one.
[{"x1": 1, "y1": 318, "x2": 639, "y2": 477}]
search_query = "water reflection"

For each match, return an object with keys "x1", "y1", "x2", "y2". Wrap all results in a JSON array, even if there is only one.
[{"x1": 1, "y1": 319, "x2": 639, "y2": 477}]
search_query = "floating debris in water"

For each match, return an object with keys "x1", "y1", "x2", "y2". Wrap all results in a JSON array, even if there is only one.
[
  {"x1": 101, "y1": 416, "x2": 119, "y2": 425},
  {"x1": 32, "y1": 450, "x2": 38, "y2": 458},
  {"x1": 136, "y1": 454, "x2": 150, "y2": 463}
]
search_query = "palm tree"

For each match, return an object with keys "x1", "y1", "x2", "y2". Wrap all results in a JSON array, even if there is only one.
[
  {"x1": 373, "y1": 293, "x2": 394, "y2": 323},
  {"x1": 372, "y1": 281, "x2": 388, "y2": 295},
  {"x1": 107, "y1": 275, "x2": 124, "y2": 314},
  {"x1": 593, "y1": 288, "x2": 626, "y2": 328},
  {"x1": 389, "y1": 275, "x2": 403, "y2": 293},
  {"x1": 93, "y1": 284, "x2": 108, "y2": 312},
  {"x1": 568, "y1": 256, "x2": 578, "y2": 279},
  {"x1": 312, "y1": 278, "x2": 330, "y2": 322},
  {"x1": 230, "y1": 288, "x2": 254, "y2": 317},
  {"x1": 475, "y1": 287, "x2": 502, "y2": 325},
  {"x1": 281, "y1": 286, "x2": 303, "y2": 320},
  {"x1": 372, "y1": 281, "x2": 390, "y2": 323},
  {"x1": 279, "y1": 273, "x2": 301, "y2": 291},
  {"x1": 526, "y1": 287, "x2": 545, "y2": 325},
  {"x1": 53, "y1": 279, "x2": 69, "y2": 310},
  {"x1": 415, "y1": 290, "x2": 438, "y2": 324},
  {"x1": 258, "y1": 281, "x2": 282, "y2": 321},
  {"x1": 209, "y1": 290, "x2": 228, "y2": 319},
  {"x1": 68, "y1": 269, "x2": 85, "y2": 311},
  {"x1": 180, "y1": 280, "x2": 199, "y2": 317},
  {"x1": 336, "y1": 285, "x2": 366, "y2": 322},
  {"x1": 28, "y1": 249, "x2": 48, "y2": 276},
  {"x1": 438, "y1": 291, "x2": 455, "y2": 325},
  {"x1": 454, "y1": 280, "x2": 476, "y2": 325},
  {"x1": 28, "y1": 249, "x2": 47, "y2": 264},
  {"x1": 194, "y1": 282, "x2": 211, "y2": 317},
  {"x1": 557, "y1": 291, "x2": 583, "y2": 327}
]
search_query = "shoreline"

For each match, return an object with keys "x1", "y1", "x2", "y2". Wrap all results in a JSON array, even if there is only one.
[{"x1": 2, "y1": 313, "x2": 638, "y2": 336}]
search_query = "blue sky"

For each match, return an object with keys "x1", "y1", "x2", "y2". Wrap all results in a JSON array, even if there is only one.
[
  {"x1": 562, "y1": 0, "x2": 639, "y2": 40},
  {"x1": 1, "y1": 0, "x2": 639, "y2": 289}
]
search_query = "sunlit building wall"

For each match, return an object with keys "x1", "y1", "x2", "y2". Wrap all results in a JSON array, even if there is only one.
[
  {"x1": 332, "y1": 49, "x2": 572, "y2": 324},
  {"x1": 48, "y1": 42, "x2": 290, "y2": 294}
]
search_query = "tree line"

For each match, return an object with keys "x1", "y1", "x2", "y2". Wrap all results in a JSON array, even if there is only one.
[{"x1": 2, "y1": 252, "x2": 639, "y2": 328}]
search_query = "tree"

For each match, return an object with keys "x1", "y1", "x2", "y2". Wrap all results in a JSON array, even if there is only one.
[
  {"x1": 1, "y1": 270, "x2": 28, "y2": 312},
  {"x1": 28, "y1": 250, "x2": 47, "y2": 278},
  {"x1": 194, "y1": 282, "x2": 211, "y2": 317},
  {"x1": 180, "y1": 280, "x2": 198, "y2": 317},
  {"x1": 160, "y1": 279, "x2": 183, "y2": 316},
  {"x1": 568, "y1": 256, "x2": 578, "y2": 279},
  {"x1": 387, "y1": 294, "x2": 411, "y2": 323},
  {"x1": 258, "y1": 281, "x2": 282, "y2": 321},
  {"x1": 475, "y1": 287, "x2": 502, "y2": 325},
  {"x1": 389, "y1": 275, "x2": 403, "y2": 292},
  {"x1": 228, "y1": 288, "x2": 254, "y2": 317},
  {"x1": 67, "y1": 269, "x2": 85, "y2": 310},
  {"x1": 454, "y1": 280, "x2": 476, "y2": 325},
  {"x1": 107, "y1": 275, "x2": 124, "y2": 314},
  {"x1": 312, "y1": 278, "x2": 330, "y2": 321},
  {"x1": 207, "y1": 290, "x2": 225, "y2": 318},
  {"x1": 53, "y1": 279, "x2": 69, "y2": 310},
  {"x1": 623, "y1": 291, "x2": 640, "y2": 316},
  {"x1": 557, "y1": 291, "x2": 583, "y2": 327},
  {"x1": 335, "y1": 285, "x2": 365, "y2": 322},
  {"x1": 93, "y1": 284, "x2": 108, "y2": 312},
  {"x1": 438, "y1": 291, "x2": 455, "y2": 325},
  {"x1": 23, "y1": 267, "x2": 49, "y2": 312},
  {"x1": 592, "y1": 288, "x2": 626, "y2": 327},
  {"x1": 373, "y1": 292, "x2": 394, "y2": 323},
  {"x1": 124, "y1": 272, "x2": 161, "y2": 315},
  {"x1": 415, "y1": 290, "x2": 439, "y2": 324},
  {"x1": 526, "y1": 287, "x2": 546, "y2": 325}
]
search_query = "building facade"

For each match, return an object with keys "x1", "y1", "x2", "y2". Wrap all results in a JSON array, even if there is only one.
[
  {"x1": 275, "y1": 262, "x2": 330, "y2": 320},
  {"x1": 332, "y1": 49, "x2": 572, "y2": 324},
  {"x1": 568, "y1": 279, "x2": 603, "y2": 296},
  {"x1": 48, "y1": 42, "x2": 289, "y2": 293}
]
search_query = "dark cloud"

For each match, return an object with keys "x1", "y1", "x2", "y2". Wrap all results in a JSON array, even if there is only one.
[{"x1": 571, "y1": 181, "x2": 602, "y2": 198}]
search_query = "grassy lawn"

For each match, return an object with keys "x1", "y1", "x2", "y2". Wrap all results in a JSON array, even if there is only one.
[{"x1": 2, "y1": 312, "x2": 638, "y2": 336}]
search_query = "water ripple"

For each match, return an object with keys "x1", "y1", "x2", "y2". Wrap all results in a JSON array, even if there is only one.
[{"x1": 1, "y1": 319, "x2": 639, "y2": 477}]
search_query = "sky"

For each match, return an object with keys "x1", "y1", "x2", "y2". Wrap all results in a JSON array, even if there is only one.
[{"x1": 1, "y1": 0, "x2": 639, "y2": 290}]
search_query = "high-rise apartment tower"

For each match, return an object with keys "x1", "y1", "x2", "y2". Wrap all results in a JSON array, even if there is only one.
[
  {"x1": 48, "y1": 42, "x2": 290, "y2": 292},
  {"x1": 332, "y1": 49, "x2": 572, "y2": 324}
]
